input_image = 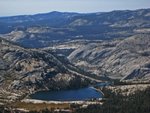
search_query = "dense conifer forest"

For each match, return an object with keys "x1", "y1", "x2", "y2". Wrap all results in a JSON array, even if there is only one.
[{"x1": 75, "y1": 88, "x2": 150, "y2": 113}]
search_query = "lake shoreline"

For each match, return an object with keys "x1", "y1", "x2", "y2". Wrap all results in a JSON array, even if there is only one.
[
  {"x1": 29, "y1": 87, "x2": 103, "y2": 101},
  {"x1": 21, "y1": 98, "x2": 103, "y2": 104}
]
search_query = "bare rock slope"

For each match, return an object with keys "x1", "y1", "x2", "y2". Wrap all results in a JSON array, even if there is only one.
[{"x1": 68, "y1": 34, "x2": 150, "y2": 81}]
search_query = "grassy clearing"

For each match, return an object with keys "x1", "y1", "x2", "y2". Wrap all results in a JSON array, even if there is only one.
[{"x1": 12, "y1": 101, "x2": 70, "y2": 111}]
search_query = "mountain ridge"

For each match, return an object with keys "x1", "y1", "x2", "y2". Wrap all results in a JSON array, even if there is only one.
[{"x1": 0, "y1": 8, "x2": 149, "y2": 19}]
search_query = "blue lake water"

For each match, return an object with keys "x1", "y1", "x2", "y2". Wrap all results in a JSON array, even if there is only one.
[{"x1": 30, "y1": 87, "x2": 103, "y2": 101}]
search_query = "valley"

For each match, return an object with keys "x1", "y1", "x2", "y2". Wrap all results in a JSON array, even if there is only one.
[{"x1": 0, "y1": 8, "x2": 150, "y2": 112}]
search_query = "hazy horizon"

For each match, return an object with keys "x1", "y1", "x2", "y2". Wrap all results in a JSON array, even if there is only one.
[{"x1": 0, "y1": 0, "x2": 150, "y2": 17}]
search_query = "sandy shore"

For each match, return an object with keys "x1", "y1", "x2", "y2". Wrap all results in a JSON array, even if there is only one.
[
  {"x1": 22, "y1": 98, "x2": 102, "y2": 105},
  {"x1": 22, "y1": 99, "x2": 84, "y2": 104}
]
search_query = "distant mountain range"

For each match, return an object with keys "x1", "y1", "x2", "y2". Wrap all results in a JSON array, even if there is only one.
[{"x1": 0, "y1": 8, "x2": 150, "y2": 48}]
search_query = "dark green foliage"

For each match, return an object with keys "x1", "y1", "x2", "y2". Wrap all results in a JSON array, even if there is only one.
[
  {"x1": 75, "y1": 88, "x2": 150, "y2": 113},
  {"x1": 68, "y1": 76, "x2": 90, "y2": 89}
]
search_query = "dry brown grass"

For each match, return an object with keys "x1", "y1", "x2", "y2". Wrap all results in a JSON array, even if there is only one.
[{"x1": 13, "y1": 101, "x2": 70, "y2": 111}]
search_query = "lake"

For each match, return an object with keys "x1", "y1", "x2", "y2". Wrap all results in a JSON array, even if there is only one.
[{"x1": 30, "y1": 87, "x2": 103, "y2": 101}]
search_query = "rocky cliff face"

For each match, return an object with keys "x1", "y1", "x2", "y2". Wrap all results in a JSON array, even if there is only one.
[{"x1": 68, "y1": 34, "x2": 150, "y2": 81}]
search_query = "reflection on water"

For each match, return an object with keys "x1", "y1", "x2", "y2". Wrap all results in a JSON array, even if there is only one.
[{"x1": 30, "y1": 87, "x2": 103, "y2": 101}]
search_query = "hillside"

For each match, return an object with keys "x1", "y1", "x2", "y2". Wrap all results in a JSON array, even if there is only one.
[{"x1": 68, "y1": 34, "x2": 150, "y2": 81}]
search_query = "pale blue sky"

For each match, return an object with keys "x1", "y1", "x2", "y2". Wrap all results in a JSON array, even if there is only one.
[{"x1": 0, "y1": 0, "x2": 150, "y2": 16}]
